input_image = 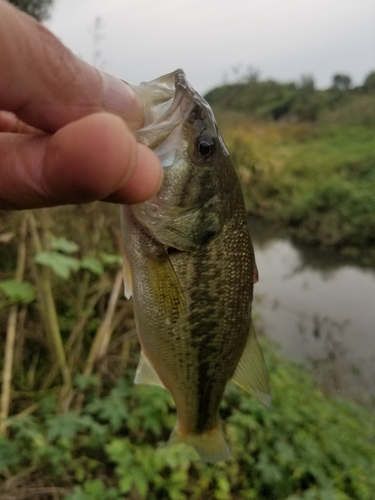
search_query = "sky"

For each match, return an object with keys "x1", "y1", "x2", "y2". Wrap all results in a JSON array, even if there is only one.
[{"x1": 46, "y1": 0, "x2": 375, "y2": 95}]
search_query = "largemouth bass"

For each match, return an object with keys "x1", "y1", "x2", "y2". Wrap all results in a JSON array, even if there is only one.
[{"x1": 121, "y1": 69, "x2": 270, "y2": 463}]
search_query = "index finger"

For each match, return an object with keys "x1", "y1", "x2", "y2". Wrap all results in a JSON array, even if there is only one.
[{"x1": 0, "y1": 1, "x2": 144, "y2": 132}]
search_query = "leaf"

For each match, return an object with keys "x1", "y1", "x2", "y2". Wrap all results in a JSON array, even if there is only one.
[
  {"x1": 85, "y1": 385, "x2": 129, "y2": 431},
  {"x1": 132, "y1": 469, "x2": 149, "y2": 497},
  {"x1": 80, "y1": 257, "x2": 104, "y2": 275},
  {"x1": 35, "y1": 251, "x2": 80, "y2": 279},
  {"x1": 46, "y1": 412, "x2": 104, "y2": 442},
  {"x1": 0, "y1": 439, "x2": 20, "y2": 472},
  {"x1": 50, "y1": 236, "x2": 79, "y2": 253},
  {"x1": 74, "y1": 374, "x2": 100, "y2": 390},
  {"x1": 84, "y1": 479, "x2": 107, "y2": 496},
  {"x1": 119, "y1": 474, "x2": 133, "y2": 494},
  {"x1": 0, "y1": 280, "x2": 36, "y2": 304},
  {"x1": 100, "y1": 252, "x2": 122, "y2": 266}
]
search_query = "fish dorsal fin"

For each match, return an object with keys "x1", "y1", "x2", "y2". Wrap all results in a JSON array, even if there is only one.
[
  {"x1": 231, "y1": 323, "x2": 272, "y2": 408},
  {"x1": 134, "y1": 351, "x2": 166, "y2": 389},
  {"x1": 122, "y1": 252, "x2": 133, "y2": 299}
]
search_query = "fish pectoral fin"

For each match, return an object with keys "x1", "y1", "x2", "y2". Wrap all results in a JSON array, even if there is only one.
[
  {"x1": 134, "y1": 351, "x2": 166, "y2": 389},
  {"x1": 122, "y1": 252, "x2": 133, "y2": 299},
  {"x1": 231, "y1": 323, "x2": 272, "y2": 408},
  {"x1": 147, "y1": 252, "x2": 186, "y2": 318}
]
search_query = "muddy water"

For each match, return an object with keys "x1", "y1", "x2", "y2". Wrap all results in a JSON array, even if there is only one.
[{"x1": 249, "y1": 216, "x2": 375, "y2": 403}]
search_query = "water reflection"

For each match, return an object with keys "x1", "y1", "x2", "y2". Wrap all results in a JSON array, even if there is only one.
[{"x1": 249, "y1": 216, "x2": 375, "y2": 403}]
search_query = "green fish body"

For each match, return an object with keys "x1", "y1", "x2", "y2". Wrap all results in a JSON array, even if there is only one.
[{"x1": 121, "y1": 69, "x2": 270, "y2": 462}]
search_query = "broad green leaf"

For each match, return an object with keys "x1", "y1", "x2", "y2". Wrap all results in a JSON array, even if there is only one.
[
  {"x1": 35, "y1": 251, "x2": 80, "y2": 279},
  {"x1": 50, "y1": 236, "x2": 79, "y2": 253},
  {"x1": 0, "y1": 280, "x2": 36, "y2": 304},
  {"x1": 80, "y1": 257, "x2": 104, "y2": 275},
  {"x1": 100, "y1": 252, "x2": 122, "y2": 266}
]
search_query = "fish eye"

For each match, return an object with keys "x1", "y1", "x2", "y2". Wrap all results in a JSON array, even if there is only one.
[{"x1": 196, "y1": 135, "x2": 215, "y2": 161}]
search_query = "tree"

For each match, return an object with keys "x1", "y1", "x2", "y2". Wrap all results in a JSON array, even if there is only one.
[
  {"x1": 364, "y1": 71, "x2": 375, "y2": 92},
  {"x1": 8, "y1": 0, "x2": 54, "y2": 22},
  {"x1": 332, "y1": 73, "x2": 352, "y2": 91},
  {"x1": 293, "y1": 75, "x2": 321, "y2": 121}
]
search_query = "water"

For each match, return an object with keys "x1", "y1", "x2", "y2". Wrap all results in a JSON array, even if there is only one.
[{"x1": 249, "y1": 216, "x2": 375, "y2": 402}]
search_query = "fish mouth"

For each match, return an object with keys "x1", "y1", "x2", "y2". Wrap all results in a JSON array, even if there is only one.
[
  {"x1": 132, "y1": 69, "x2": 207, "y2": 148},
  {"x1": 174, "y1": 69, "x2": 194, "y2": 98}
]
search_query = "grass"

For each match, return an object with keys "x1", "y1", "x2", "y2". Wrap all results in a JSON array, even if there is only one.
[{"x1": 215, "y1": 110, "x2": 375, "y2": 265}]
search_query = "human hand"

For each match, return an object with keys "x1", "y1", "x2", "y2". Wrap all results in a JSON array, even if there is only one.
[{"x1": 0, "y1": 0, "x2": 162, "y2": 210}]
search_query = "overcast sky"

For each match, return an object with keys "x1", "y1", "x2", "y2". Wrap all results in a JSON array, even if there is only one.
[{"x1": 46, "y1": 0, "x2": 375, "y2": 94}]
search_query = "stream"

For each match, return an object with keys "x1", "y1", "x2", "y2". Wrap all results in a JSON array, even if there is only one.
[{"x1": 249, "y1": 216, "x2": 375, "y2": 403}]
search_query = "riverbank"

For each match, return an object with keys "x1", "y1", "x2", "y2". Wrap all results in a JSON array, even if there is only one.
[{"x1": 215, "y1": 110, "x2": 375, "y2": 266}]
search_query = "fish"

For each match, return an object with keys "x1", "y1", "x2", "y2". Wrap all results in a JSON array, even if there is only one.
[{"x1": 121, "y1": 69, "x2": 271, "y2": 463}]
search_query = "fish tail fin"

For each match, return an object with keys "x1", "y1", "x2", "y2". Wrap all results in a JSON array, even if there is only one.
[{"x1": 169, "y1": 424, "x2": 230, "y2": 463}]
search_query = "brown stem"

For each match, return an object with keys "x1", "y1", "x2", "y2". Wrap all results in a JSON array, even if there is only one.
[
  {"x1": 0, "y1": 215, "x2": 27, "y2": 437},
  {"x1": 84, "y1": 269, "x2": 123, "y2": 376},
  {"x1": 27, "y1": 212, "x2": 72, "y2": 397}
]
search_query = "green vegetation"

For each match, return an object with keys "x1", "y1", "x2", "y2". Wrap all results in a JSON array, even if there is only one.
[
  {"x1": 2, "y1": 342, "x2": 375, "y2": 500},
  {"x1": 1, "y1": 208, "x2": 375, "y2": 499},
  {"x1": 205, "y1": 72, "x2": 375, "y2": 264},
  {"x1": 1, "y1": 69, "x2": 374, "y2": 499},
  {"x1": 8, "y1": 0, "x2": 54, "y2": 21}
]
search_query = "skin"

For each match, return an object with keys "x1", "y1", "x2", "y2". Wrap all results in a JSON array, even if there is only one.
[{"x1": 0, "y1": 0, "x2": 162, "y2": 210}]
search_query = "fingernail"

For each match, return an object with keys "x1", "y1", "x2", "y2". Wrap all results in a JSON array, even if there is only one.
[{"x1": 101, "y1": 71, "x2": 144, "y2": 130}]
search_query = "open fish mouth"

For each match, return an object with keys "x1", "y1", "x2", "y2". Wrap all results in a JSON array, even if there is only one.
[{"x1": 130, "y1": 69, "x2": 211, "y2": 149}]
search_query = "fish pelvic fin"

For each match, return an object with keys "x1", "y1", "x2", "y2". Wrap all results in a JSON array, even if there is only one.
[
  {"x1": 231, "y1": 323, "x2": 272, "y2": 408},
  {"x1": 169, "y1": 424, "x2": 230, "y2": 463}
]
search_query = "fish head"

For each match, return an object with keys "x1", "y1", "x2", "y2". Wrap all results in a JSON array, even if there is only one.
[{"x1": 130, "y1": 69, "x2": 237, "y2": 252}]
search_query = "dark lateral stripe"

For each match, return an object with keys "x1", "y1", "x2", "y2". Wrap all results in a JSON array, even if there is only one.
[{"x1": 188, "y1": 247, "x2": 222, "y2": 433}]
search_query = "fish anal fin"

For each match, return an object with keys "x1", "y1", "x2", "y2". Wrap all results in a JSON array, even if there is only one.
[
  {"x1": 231, "y1": 323, "x2": 271, "y2": 408},
  {"x1": 122, "y1": 252, "x2": 133, "y2": 299},
  {"x1": 134, "y1": 351, "x2": 166, "y2": 389},
  {"x1": 169, "y1": 424, "x2": 230, "y2": 463}
]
